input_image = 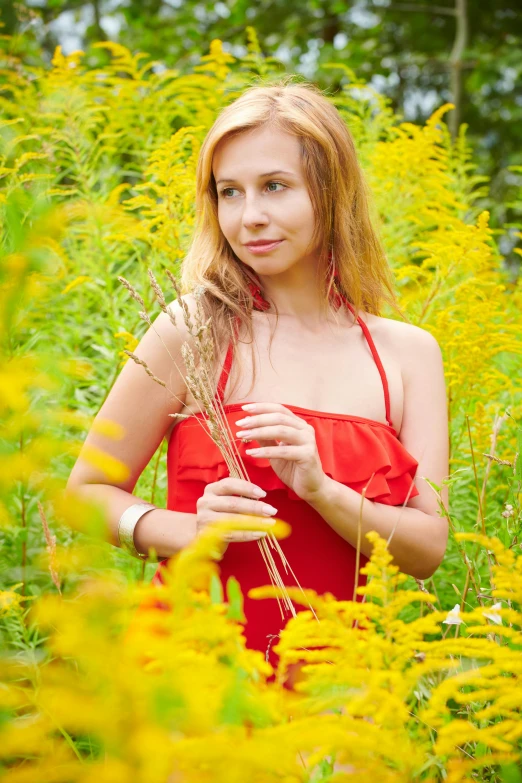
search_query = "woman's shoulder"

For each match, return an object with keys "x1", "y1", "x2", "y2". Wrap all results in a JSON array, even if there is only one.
[
  {"x1": 364, "y1": 312, "x2": 443, "y2": 382},
  {"x1": 165, "y1": 292, "x2": 199, "y2": 317},
  {"x1": 365, "y1": 311, "x2": 441, "y2": 354},
  {"x1": 161, "y1": 293, "x2": 200, "y2": 340}
]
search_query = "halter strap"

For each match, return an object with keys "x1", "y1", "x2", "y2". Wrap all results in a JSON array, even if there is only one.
[
  {"x1": 215, "y1": 318, "x2": 240, "y2": 406},
  {"x1": 215, "y1": 302, "x2": 393, "y2": 428},
  {"x1": 338, "y1": 294, "x2": 393, "y2": 428}
]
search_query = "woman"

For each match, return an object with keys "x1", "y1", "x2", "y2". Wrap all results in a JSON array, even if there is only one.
[{"x1": 67, "y1": 79, "x2": 449, "y2": 671}]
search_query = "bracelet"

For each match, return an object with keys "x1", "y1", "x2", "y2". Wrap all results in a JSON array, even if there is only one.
[{"x1": 117, "y1": 502, "x2": 158, "y2": 561}]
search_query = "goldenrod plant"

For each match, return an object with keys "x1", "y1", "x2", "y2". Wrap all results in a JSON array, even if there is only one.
[{"x1": 1, "y1": 25, "x2": 521, "y2": 782}]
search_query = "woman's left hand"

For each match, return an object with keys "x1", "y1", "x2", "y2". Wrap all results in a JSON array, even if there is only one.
[{"x1": 235, "y1": 403, "x2": 327, "y2": 501}]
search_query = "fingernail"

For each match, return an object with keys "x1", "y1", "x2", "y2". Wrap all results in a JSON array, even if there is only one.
[
  {"x1": 242, "y1": 404, "x2": 256, "y2": 411},
  {"x1": 253, "y1": 488, "x2": 266, "y2": 497},
  {"x1": 262, "y1": 504, "x2": 278, "y2": 516}
]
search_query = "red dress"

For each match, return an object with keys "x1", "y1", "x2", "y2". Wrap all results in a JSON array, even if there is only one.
[{"x1": 152, "y1": 297, "x2": 419, "y2": 668}]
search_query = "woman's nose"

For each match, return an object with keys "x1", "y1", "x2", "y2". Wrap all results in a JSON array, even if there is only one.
[{"x1": 241, "y1": 194, "x2": 269, "y2": 227}]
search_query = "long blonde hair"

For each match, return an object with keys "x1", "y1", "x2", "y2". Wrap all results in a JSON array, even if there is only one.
[{"x1": 180, "y1": 76, "x2": 399, "y2": 402}]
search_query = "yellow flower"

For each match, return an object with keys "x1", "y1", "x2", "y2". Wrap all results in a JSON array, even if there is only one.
[
  {"x1": 61, "y1": 275, "x2": 91, "y2": 294},
  {"x1": 0, "y1": 584, "x2": 28, "y2": 616}
]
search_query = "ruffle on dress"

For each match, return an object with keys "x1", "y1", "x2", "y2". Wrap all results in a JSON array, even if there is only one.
[{"x1": 167, "y1": 404, "x2": 419, "y2": 507}]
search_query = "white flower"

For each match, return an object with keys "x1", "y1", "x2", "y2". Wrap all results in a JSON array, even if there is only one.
[
  {"x1": 443, "y1": 603, "x2": 464, "y2": 625},
  {"x1": 483, "y1": 602, "x2": 503, "y2": 625}
]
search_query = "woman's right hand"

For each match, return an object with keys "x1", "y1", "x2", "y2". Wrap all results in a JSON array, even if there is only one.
[{"x1": 196, "y1": 478, "x2": 278, "y2": 543}]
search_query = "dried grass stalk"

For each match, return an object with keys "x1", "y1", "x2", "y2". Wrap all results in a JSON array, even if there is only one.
[{"x1": 118, "y1": 270, "x2": 318, "y2": 622}]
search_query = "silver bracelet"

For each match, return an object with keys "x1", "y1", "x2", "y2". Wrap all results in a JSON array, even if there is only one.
[{"x1": 117, "y1": 502, "x2": 157, "y2": 561}]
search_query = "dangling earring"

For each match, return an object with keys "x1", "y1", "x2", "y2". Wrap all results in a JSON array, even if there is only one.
[
  {"x1": 327, "y1": 249, "x2": 343, "y2": 310},
  {"x1": 247, "y1": 276, "x2": 271, "y2": 312}
]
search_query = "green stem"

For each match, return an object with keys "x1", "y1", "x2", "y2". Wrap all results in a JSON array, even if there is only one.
[
  {"x1": 42, "y1": 706, "x2": 85, "y2": 763},
  {"x1": 20, "y1": 432, "x2": 26, "y2": 599},
  {"x1": 466, "y1": 415, "x2": 495, "y2": 589},
  {"x1": 150, "y1": 437, "x2": 166, "y2": 507},
  {"x1": 466, "y1": 415, "x2": 486, "y2": 536}
]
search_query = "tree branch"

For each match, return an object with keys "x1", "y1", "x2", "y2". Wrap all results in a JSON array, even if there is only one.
[{"x1": 449, "y1": 0, "x2": 468, "y2": 138}]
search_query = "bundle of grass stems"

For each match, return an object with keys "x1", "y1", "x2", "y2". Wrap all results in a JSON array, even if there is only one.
[{"x1": 118, "y1": 269, "x2": 317, "y2": 622}]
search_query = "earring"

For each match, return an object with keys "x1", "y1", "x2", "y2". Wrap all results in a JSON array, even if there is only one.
[
  {"x1": 247, "y1": 277, "x2": 271, "y2": 311},
  {"x1": 327, "y1": 249, "x2": 343, "y2": 310}
]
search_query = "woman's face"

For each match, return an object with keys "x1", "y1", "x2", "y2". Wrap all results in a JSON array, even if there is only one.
[{"x1": 212, "y1": 125, "x2": 319, "y2": 277}]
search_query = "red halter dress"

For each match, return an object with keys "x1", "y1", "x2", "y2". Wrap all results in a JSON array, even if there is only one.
[{"x1": 152, "y1": 297, "x2": 419, "y2": 667}]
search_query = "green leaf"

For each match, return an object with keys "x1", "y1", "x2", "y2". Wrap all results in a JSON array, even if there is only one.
[
  {"x1": 500, "y1": 763, "x2": 522, "y2": 783},
  {"x1": 309, "y1": 756, "x2": 335, "y2": 781},
  {"x1": 226, "y1": 576, "x2": 246, "y2": 622},
  {"x1": 209, "y1": 573, "x2": 224, "y2": 605},
  {"x1": 474, "y1": 741, "x2": 490, "y2": 759}
]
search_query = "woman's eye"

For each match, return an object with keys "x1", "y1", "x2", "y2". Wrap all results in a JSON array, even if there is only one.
[
  {"x1": 220, "y1": 182, "x2": 286, "y2": 198},
  {"x1": 221, "y1": 187, "x2": 238, "y2": 198},
  {"x1": 266, "y1": 181, "x2": 285, "y2": 192}
]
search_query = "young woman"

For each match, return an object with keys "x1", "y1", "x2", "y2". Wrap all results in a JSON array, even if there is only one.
[{"x1": 67, "y1": 80, "x2": 449, "y2": 670}]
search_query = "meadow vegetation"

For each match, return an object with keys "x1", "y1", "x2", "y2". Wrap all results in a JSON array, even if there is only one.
[{"x1": 1, "y1": 28, "x2": 522, "y2": 782}]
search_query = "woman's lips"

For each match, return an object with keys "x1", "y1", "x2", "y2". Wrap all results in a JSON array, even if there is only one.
[{"x1": 245, "y1": 240, "x2": 284, "y2": 254}]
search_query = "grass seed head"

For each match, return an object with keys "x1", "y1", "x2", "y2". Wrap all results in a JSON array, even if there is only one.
[{"x1": 118, "y1": 276, "x2": 145, "y2": 307}]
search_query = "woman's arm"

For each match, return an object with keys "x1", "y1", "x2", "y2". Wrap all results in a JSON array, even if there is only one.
[
  {"x1": 66, "y1": 296, "x2": 199, "y2": 559},
  {"x1": 305, "y1": 325, "x2": 449, "y2": 580},
  {"x1": 69, "y1": 484, "x2": 197, "y2": 559}
]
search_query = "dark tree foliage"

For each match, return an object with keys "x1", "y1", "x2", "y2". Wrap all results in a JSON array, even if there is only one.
[{"x1": 3, "y1": 0, "x2": 521, "y2": 269}]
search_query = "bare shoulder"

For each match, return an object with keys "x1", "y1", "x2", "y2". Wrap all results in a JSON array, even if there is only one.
[
  {"x1": 165, "y1": 292, "x2": 199, "y2": 322},
  {"x1": 130, "y1": 291, "x2": 201, "y2": 390},
  {"x1": 160, "y1": 293, "x2": 199, "y2": 343},
  {"x1": 364, "y1": 312, "x2": 442, "y2": 367}
]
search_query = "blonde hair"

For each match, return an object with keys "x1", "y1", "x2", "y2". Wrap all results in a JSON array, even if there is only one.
[{"x1": 180, "y1": 76, "x2": 399, "y2": 402}]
